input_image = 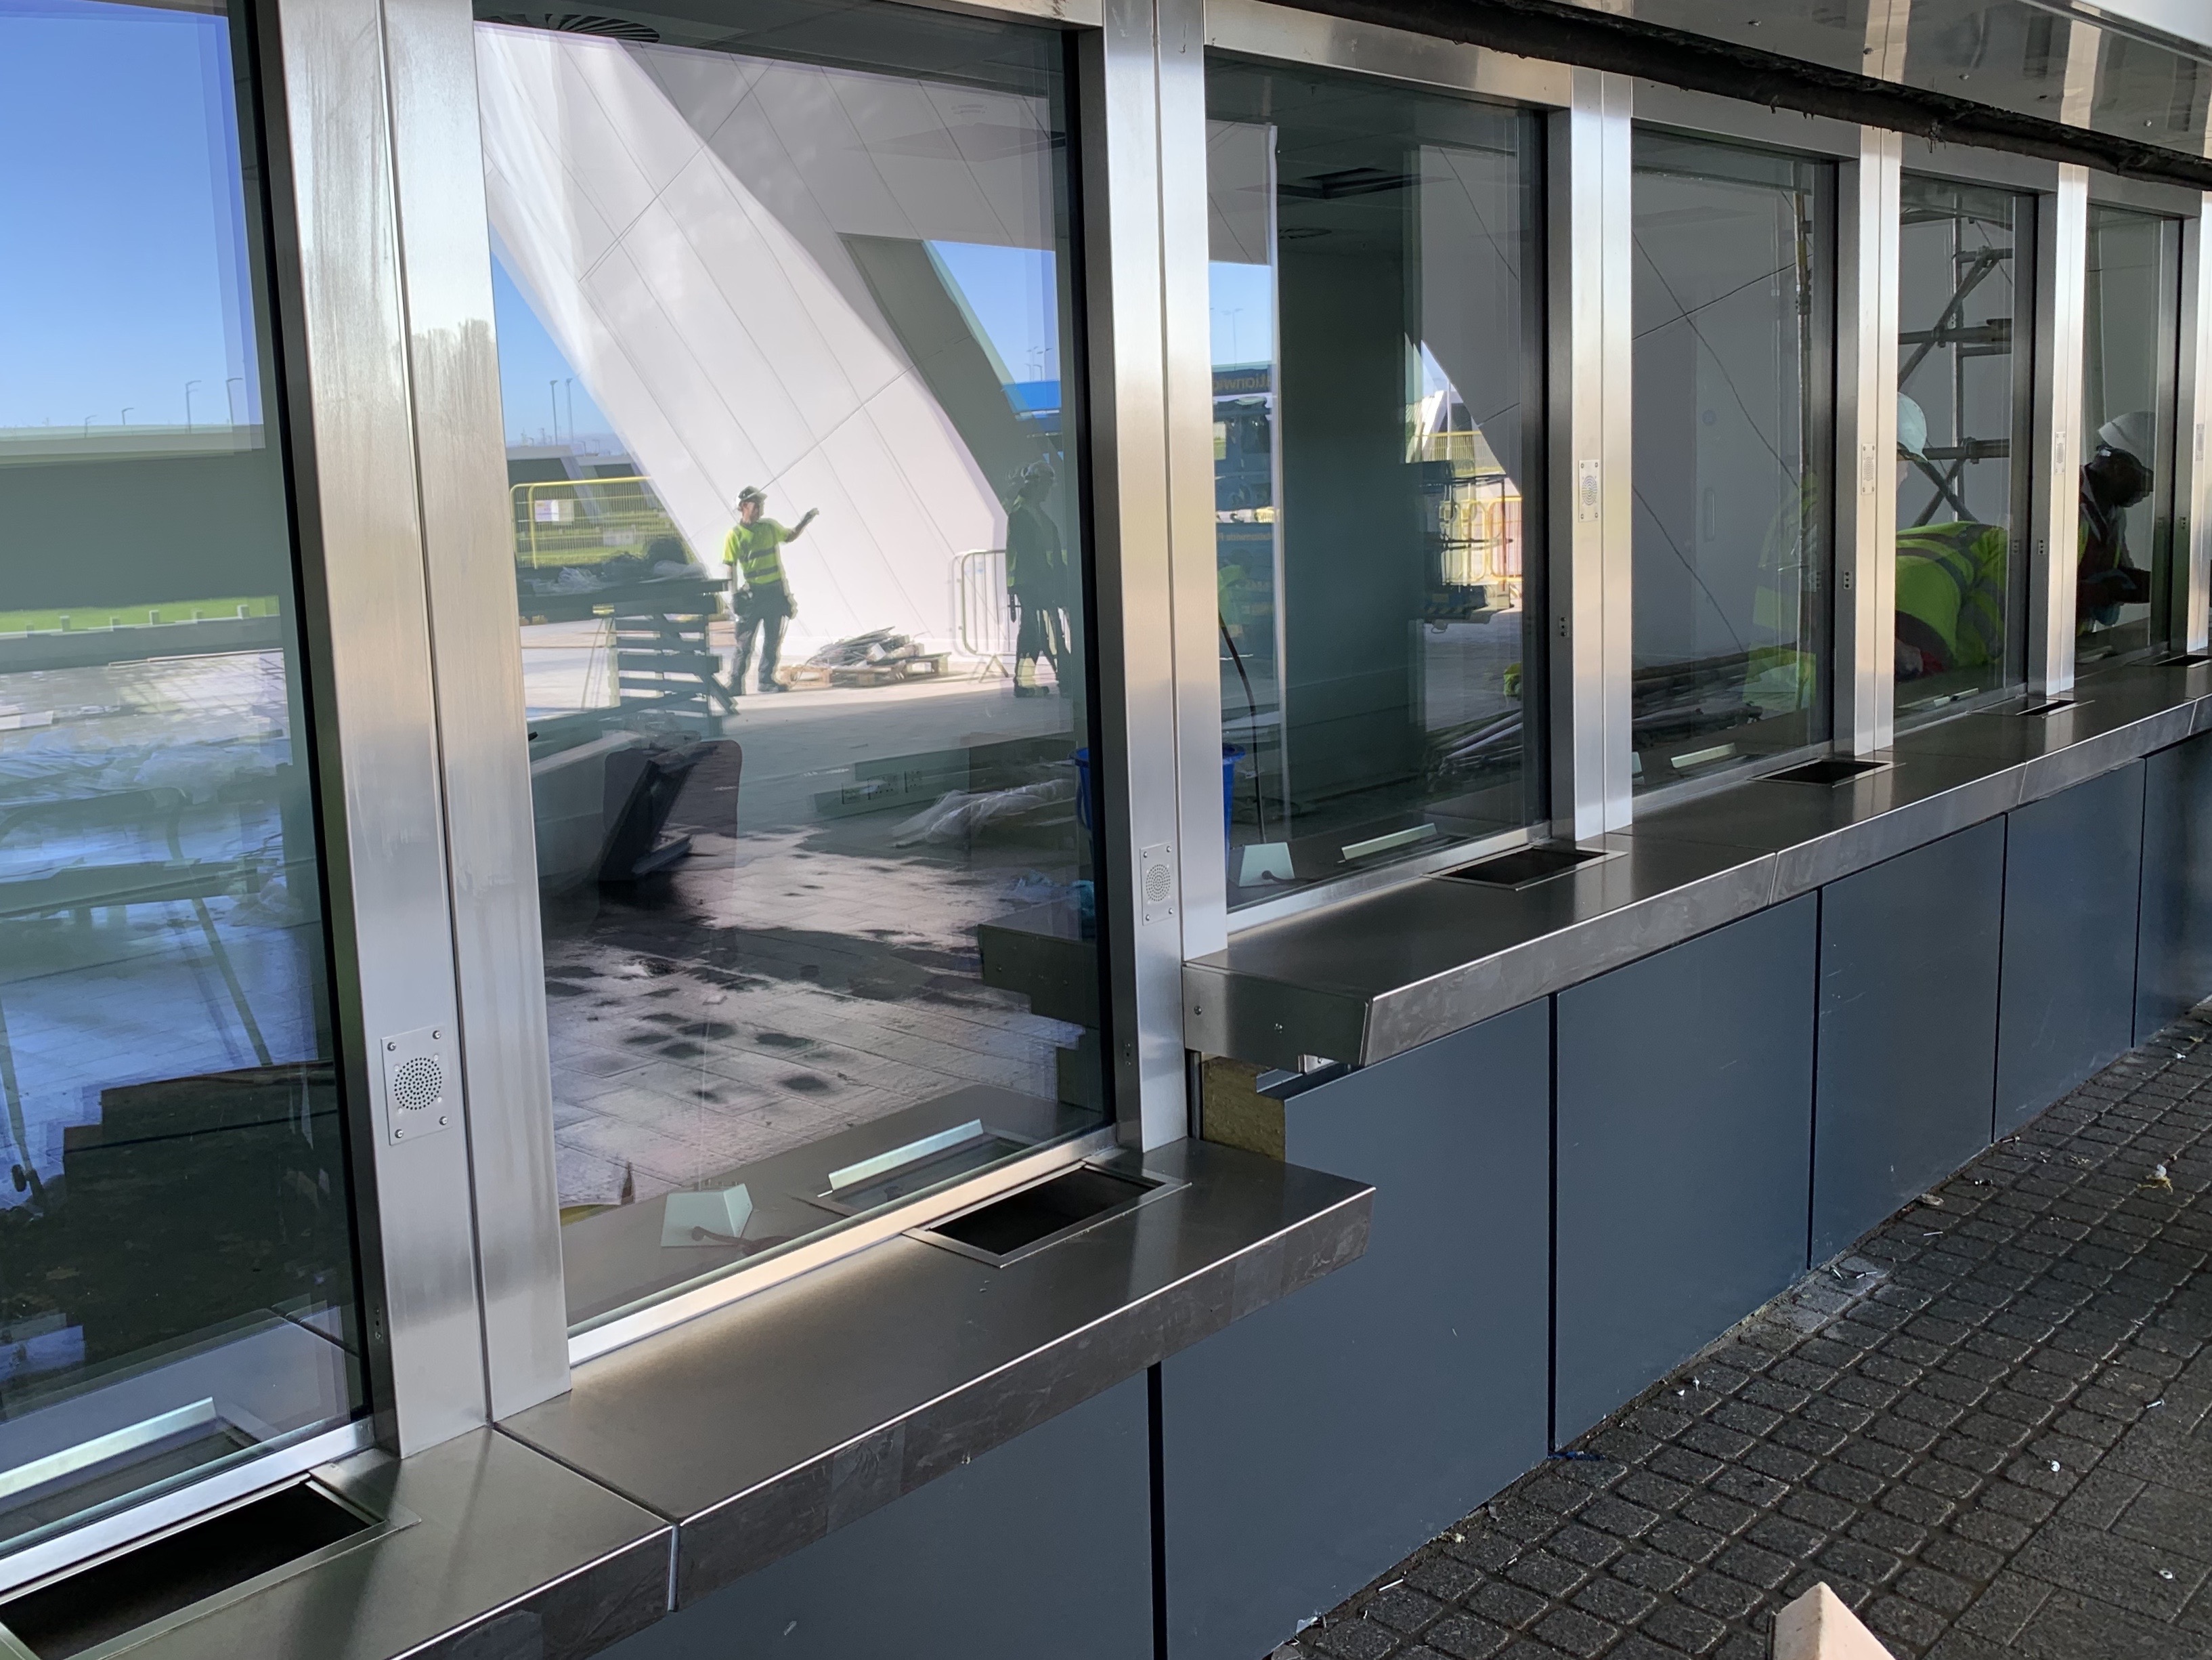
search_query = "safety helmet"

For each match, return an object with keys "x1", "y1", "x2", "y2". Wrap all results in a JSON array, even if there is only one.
[
  {"x1": 2096, "y1": 410, "x2": 2155, "y2": 469},
  {"x1": 737, "y1": 485, "x2": 766, "y2": 507},
  {"x1": 1897, "y1": 394, "x2": 1928, "y2": 462}
]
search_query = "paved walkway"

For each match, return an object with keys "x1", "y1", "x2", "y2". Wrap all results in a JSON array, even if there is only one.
[{"x1": 1277, "y1": 1010, "x2": 2212, "y2": 1660}]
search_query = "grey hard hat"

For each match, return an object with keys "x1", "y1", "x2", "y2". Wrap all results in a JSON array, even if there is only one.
[{"x1": 2096, "y1": 410, "x2": 2155, "y2": 467}]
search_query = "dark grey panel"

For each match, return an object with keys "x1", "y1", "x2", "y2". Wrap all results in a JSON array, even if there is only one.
[
  {"x1": 2136, "y1": 736, "x2": 2212, "y2": 1042},
  {"x1": 1161, "y1": 1002, "x2": 1550, "y2": 1660},
  {"x1": 1997, "y1": 763, "x2": 2146, "y2": 1134},
  {"x1": 599, "y1": 1372, "x2": 1150, "y2": 1660},
  {"x1": 1555, "y1": 898, "x2": 1817, "y2": 1445},
  {"x1": 1812, "y1": 821, "x2": 2003, "y2": 1260}
]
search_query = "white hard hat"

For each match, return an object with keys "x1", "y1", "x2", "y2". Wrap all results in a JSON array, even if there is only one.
[
  {"x1": 1897, "y1": 394, "x2": 1928, "y2": 461},
  {"x1": 2097, "y1": 410, "x2": 2155, "y2": 466}
]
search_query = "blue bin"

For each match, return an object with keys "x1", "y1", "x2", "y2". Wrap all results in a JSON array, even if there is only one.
[{"x1": 1073, "y1": 746, "x2": 1242, "y2": 834}]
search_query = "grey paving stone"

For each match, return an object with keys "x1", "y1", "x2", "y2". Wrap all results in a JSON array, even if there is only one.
[{"x1": 1257, "y1": 1017, "x2": 2212, "y2": 1660}]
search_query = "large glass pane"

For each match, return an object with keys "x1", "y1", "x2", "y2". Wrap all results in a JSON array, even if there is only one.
[
  {"x1": 2077, "y1": 203, "x2": 2182, "y2": 662},
  {"x1": 1631, "y1": 131, "x2": 1833, "y2": 791},
  {"x1": 1204, "y1": 60, "x2": 1545, "y2": 907},
  {"x1": 0, "y1": 0, "x2": 362, "y2": 1561},
  {"x1": 1895, "y1": 176, "x2": 2031, "y2": 722},
  {"x1": 475, "y1": 3, "x2": 1107, "y2": 1334}
]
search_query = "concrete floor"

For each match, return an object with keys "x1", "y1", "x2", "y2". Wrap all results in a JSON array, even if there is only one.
[{"x1": 1275, "y1": 1010, "x2": 2212, "y2": 1660}]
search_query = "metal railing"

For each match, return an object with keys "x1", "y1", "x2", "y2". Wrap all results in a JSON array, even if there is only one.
[
  {"x1": 953, "y1": 548, "x2": 1012, "y2": 677},
  {"x1": 511, "y1": 474, "x2": 685, "y2": 568}
]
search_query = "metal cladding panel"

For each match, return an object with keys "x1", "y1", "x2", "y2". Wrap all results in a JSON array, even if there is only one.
[
  {"x1": 590, "y1": 1372, "x2": 1150, "y2": 1660},
  {"x1": 1813, "y1": 821, "x2": 2004, "y2": 1262},
  {"x1": 1997, "y1": 763, "x2": 2148, "y2": 1133},
  {"x1": 1160, "y1": 1001, "x2": 1551, "y2": 1660},
  {"x1": 2137, "y1": 736, "x2": 2212, "y2": 1040},
  {"x1": 1555, "y1": 897, "x2": 1817, "y2": 1446}
]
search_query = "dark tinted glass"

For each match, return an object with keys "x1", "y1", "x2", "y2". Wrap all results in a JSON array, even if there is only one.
[
  {"x1": 1895, "y1": 175, "x2": 2031, "y2": 721},
  {"x1": 0, "y1": 0, "x2": 363, "y2": 1562},
  {"x1": 474, "y1": 0, "x2": 1108, "y2": 1333},
  {"x1": 2077, "y1": 203, "x2": 2182, "y2": 662},
  {"x1": 1631, "y1": 131, "x2": 1833, "y2": 791},
  {"x1": 1205, "y1": 58, "x2": 1545, "y2": 906}
]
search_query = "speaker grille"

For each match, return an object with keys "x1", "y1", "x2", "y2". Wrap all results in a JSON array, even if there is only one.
[
  {"x1": 1143, "y1": 860, "x2": 1173, "y2": 906},
  {"x1": 391, "y1": 1056, "x2": 443, "y2": 1113}
]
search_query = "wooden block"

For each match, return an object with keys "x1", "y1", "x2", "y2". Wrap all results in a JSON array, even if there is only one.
[{"x1": 1772, "y1": 1583, "x2": 1889, "y2": 1660}]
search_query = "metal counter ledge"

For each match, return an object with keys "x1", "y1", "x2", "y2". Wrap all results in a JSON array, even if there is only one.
[
  {"x1": 110, "y1": 1138, "x2": 1371, "y2": 1660},
  {"x1": 1187, "y1": 661, "x2": 2212, "y2": 1071}
]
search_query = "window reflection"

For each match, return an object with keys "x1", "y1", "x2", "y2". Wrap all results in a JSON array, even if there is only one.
[
  {"x1": 0, "y1": 0, "x2": 361, "y2": 1560},
  {"x1": 476, "y1": 5, "x2": 1108, "y2": 1333},
  {"x1": 2077, "y1": 203, "x2": 2182, "y2": 661},
  {"x1": 1204, "y1": 60, "x2": 1544, "y2": 906},
  {"x1": 1894, "y1": 177, "x2": 2030, "y2": 721},
  {"x1": 1631, "y1": 132, "x2": 1833, "y2": 791}
]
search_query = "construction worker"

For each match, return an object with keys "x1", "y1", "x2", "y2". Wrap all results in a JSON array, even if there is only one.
[
  {"x1": 2078, "y1": 410, "x2": 2155, "y2": 632},
  {"x1": 1894, "y1": 394, "x2": 2009, "y2": 682},
  {"x1": 724, "y1": 486, "x2": 816, "y2": 694},
  {"x1": 1005, "y1": 461, "x2": 1072, "y2": 698}
]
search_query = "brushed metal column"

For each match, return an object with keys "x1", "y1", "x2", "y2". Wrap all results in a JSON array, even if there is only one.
[
  {"x1": 1547, "y1": 69, "x2": 1634, "y2": 839},
  {"x1": 381, "y1": 0, "x2": 570, "y2": 1415},
  {"x1": 2029, "y1": 166, "x2": 2089, "y2": 695},
  {"x1": 1836, "y1": 129, "x2": 1901, "y2": 754},
  {"x1": 2180, "y1": 196, "x2": 2212, "y2": 655},
  {"x1": 1079, "y1": 0, "x2": 1193, "y2": 1148},
  {"x1": 261, "y1": 0, "x2": 490, "y2": 1450}
]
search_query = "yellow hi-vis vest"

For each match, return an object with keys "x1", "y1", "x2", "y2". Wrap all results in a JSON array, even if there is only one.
[
  {"x1": 724, "y1": 519, "x2": 792, "y2": 590},
  {"x1": 1897, "y1": 521, "x2": 2008, "y2": 671}
]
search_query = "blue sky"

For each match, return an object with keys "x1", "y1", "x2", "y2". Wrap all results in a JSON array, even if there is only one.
[
  {"x1": 1209, "y1": 261, "x2": 1274, "y2": 367},
  {"x1": 0, "y1": 0, "x2": 259, "y2": 430}
]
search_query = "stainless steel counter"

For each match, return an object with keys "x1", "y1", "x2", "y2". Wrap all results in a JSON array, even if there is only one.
[
  {"x1": 111, "y1": 1139, "x2": 1368, "y2": 1660},
  {"x1": 1186, "y1": 664, "x2": 2212, "y2": 1071}
]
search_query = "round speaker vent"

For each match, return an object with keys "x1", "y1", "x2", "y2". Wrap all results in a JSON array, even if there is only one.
[
  {"x1": 391, "y1": 1055, "x2": 443, "y2": 1113},
  {"x1": 1143, "y1": 859, "x2": 1173, "y2": 906}
]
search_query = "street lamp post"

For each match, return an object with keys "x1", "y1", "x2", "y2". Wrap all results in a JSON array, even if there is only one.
[{"x1": 185, "y1": 380, "x2": 202, "y2": 429}]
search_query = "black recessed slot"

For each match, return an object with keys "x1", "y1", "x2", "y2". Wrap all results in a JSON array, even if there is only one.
[
  {"x1": 930, "y1": 1166, "x2": 1151, "y2": 1259},
  {"x1": 1764, "y1": 757, "x2": 1886, "y2": 786},
  {"x1": 0, "y1": 1483, "x2": 369, "y2": 1659},
  {"x1": 2017, "y1": 697, "x2": 2075, "y2": 716},
  {"x1": 1441, "y1": 844, "x2": 1603, "y2": 889},
  {"x1": 2156, "y1": 652, "x2": 2211, "y2": 667}
]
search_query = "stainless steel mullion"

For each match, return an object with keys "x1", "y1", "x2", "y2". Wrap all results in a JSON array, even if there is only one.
[
  {"x1": 1836, "y1": 129, "x2": 1901, "y2": 754},
  {"x1": 1079, "y1": 0, "x2": 1191, "y2": 1149},
  {"x1": 263, "y1": 0, "x2": 490, "y2": 1452},
  {"x1": 1548, "y1": 70, "x2": 1633, "y2": 839},
  {"x1": 2180, "y1": 196, "x2": 2212, "y2": 655},
  {"x1": 1161, "y1": 0, "x2": 1228, "y2": 965},
  {"x1": 2029, "y1": 166, "x2": 2089, "y2": 694},
  {"x1": 381, "y1": 0, "x2": 571, "y2": 1415}
]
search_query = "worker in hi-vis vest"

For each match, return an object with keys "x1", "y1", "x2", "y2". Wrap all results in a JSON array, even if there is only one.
[
  {"x1": 724, "y1": 485, "x2": 817, "y2": 695},
  {"x1": 1894, "y1": 393, "x2": 2009, "y2": 683},
  {"x1": 2077, "y1": 409, "x2": 2156, "y2": 633}
]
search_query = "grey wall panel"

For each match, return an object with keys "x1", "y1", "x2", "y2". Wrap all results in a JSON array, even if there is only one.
[
  {"x1": 2137, "y1": 736, "x2": 2212, "y2": 1042},
  {"x1": 601, "y1": 1370, "x2": 1150, "y2": 1660},
  {"x1": 1555, "y1": 897, "x2": 1817, "y2": 1445},
  {"x1": 1813, "y1": 822, "x2": 2003, "y2": 1261},
  {"x1": 1997, "y1": 763, "x2": 2146, "y2": 1134},
  {"x1": 1161, "y1": 1001, "x2": 1551, "y2": 1660}
]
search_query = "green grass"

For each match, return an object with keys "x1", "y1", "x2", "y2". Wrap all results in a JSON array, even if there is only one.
[{"x1": 0, "y1": 597, "x2": 280, "y2": 635}]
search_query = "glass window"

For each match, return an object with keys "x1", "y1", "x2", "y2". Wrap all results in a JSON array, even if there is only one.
[
  {"x1": 1895, "y1": 176, "x2": 2032, "y2": 721},
  {"x1": 475, "y1": 3, "x2": 1108, "y2": 1337},
  {"x1": 1631, "y1": 131, "x2": 1834, "y2": 791},
  {"x1": 2077, "y1": 203, "x2": 2182, "y2": 662},
  {"x1": 0, "y1": 0, "x2": 363, "y2": 1560},
  {"x1": 1203, "y1": 59, "x2": 1544, "y2": 906}
]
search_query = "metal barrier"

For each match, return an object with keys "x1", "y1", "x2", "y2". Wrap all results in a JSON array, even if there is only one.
[
  {"x1": 953, "y1": 548, "x2": 1012, "y2": 678},
  {"x1": 511, "y1": 474, "x2": 685, "y2": 568}
]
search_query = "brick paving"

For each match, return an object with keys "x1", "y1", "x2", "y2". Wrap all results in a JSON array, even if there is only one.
[{"x1": 1274, "y1": 1009, "x2": 2212, "y2": 1660}]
